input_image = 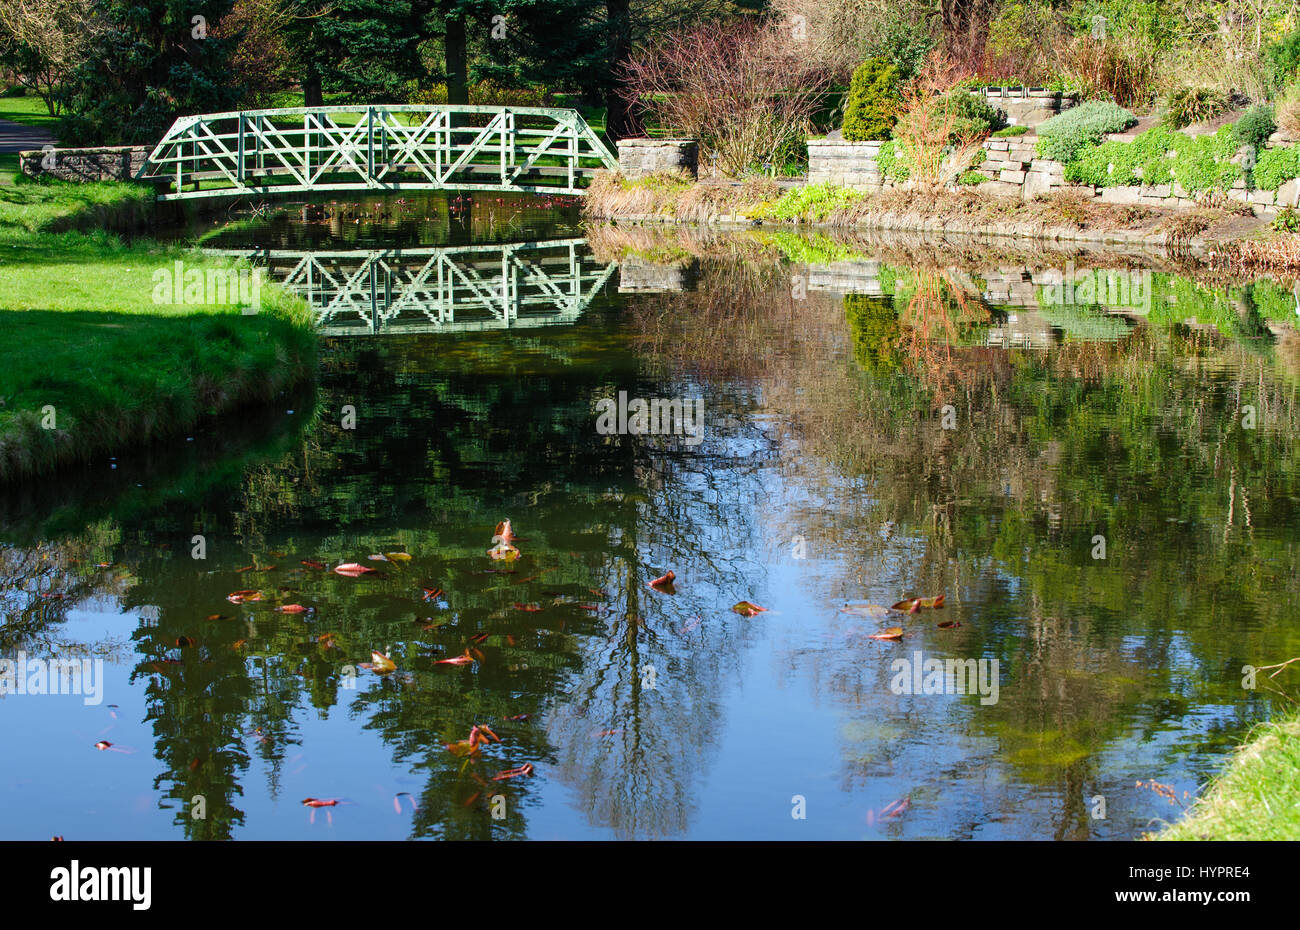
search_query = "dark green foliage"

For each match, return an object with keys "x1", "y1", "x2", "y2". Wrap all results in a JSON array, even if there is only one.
[
  {"x1": 60, "y1": 0, "x2": 242, "y2": 145},
  {"x1": 1235, "y1": 104, "x2": 1276, "y2": 152},
  {"x1": 1267, "y1": 29, "x2": 1300, "y2": 80},
  {"x1": 842, "y1": 58, "x2": 901, "y2": 142}
]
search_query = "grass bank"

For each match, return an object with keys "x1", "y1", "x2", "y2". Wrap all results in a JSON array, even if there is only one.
[
  {"x1": 1153, "y1": 709, "x2": 1300, "y2": 840},
  {"x1": 0, "y1": 179, "x2": 316, "y2": 482}
]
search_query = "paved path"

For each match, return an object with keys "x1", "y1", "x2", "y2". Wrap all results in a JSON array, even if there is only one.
[{"x1": 0, "y1": 116, "x2": 56, "y2": 154}]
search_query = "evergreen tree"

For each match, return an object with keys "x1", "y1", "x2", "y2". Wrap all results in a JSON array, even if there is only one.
[{"x1": 61, "y1": 0, "x2": 242, "y2": 144}]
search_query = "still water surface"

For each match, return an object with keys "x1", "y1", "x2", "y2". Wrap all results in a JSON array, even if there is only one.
[{"x1": 3, "y1": 193, "x2": 1299, "y2": 839}]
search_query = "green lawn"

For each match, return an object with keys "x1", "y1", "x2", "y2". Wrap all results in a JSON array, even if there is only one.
[
  {"x1": 0, "y1": 179, "x2": 317, "y2": 481},
  {"x1": 0, "y1": 92, "x2": 60, "y2": 132},
  {"x1": 1154, "y1": 710, "x2": 1300, "y2": 840}
]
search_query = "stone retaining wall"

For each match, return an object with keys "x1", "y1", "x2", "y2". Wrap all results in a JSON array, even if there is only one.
[
  {"x1": 20, "y1": 146, "x2": 151, "y2": 183},
  {"x1": 806, "y1": 139, "x2": 883, "y2": 190},
  {"x1": 971, "y1": 88, "x2": 1076, "y2": 130},
  {"x1": 616, "y1": 139, "x2": 698, "y2": 180}
]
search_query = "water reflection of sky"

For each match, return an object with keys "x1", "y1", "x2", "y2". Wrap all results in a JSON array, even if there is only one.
[{"x1": 4, "y1": 220, "x2": 1300, "y2": 840}]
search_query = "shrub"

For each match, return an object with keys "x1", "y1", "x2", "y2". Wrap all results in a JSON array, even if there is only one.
[
  {"x1": 1037, "y1": 100, "x2": 1137, "y2": 163},
  {"x1": 1061, "y1": 123, "x2": 1243, "y2": 194},
  {"x1": 1053, "y1": 33, "x2": 1157, "y2": 107},
  {"x1": 619, "y1": 20, "x2": 831, "y2": 178},
  {"x1": 1254, "y1": 146, "x2": 1300, "y2": 191},
  {"x1": 842, "y1": 58, "x2": 902, "y2": 142},
  {"x1": 991, "y1": 124, "x2": 1029, "y2": 137},
  {"x1": 751, "y1": 182, "x2": 865, "y2": 221},
  {"x1": 941, "y1": 91, "x2": 1002, "y2": 138},
  {"x1": 957, "y1": 170, "x2": 990, "y2": 185},
  {"x1": 1267, "y1": 30, "x2": 1300, "y2": 81},
  {"x1": 1171, "y1": 126, "x2": 1243, "y2": 193},
  {"x1": 1272, "y1": 205, "x2": 1300, "y2": 232},
  {"x1": 1234, "y1": 104, "x2": 1276, "y2": 152},
  {"x1": 876, "y1": 139, "x2": 911, "y2": 181},
  {"x1": 1163, "y1": 87, "x2": 1230, "y2": 129},
  {"x1": 1278, "y1": 83, "x2": 1300, "y2": 136}
]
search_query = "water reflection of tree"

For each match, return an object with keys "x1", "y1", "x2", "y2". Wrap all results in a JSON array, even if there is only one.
[{"x1": 621, "y1": 241, "x2": 1300, "y2": 836}]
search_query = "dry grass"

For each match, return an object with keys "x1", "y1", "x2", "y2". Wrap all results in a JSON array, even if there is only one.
[
  {"x1": 584, "y1": 171, "x2": 780, "y2": 223},
  {"x1": 1206, "y1": 234, "x2": 1300, "y2": 274}
]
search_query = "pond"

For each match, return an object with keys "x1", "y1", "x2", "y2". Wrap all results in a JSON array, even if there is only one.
[{"x1": 3, "y1": 193, "x2": 1299, "y2": 840}]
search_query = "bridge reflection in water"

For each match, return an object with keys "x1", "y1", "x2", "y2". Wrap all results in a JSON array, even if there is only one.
[{"x1": 208, "y1": 238, "x2": 616, "y2": 335}]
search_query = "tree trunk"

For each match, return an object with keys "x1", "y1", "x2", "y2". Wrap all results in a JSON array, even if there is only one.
[
  {"x1": 603, "y1": 0, "x2": 641, "y2": 141},
  {"x1": 303, "y1": 67, "x2": 323, "y2": 108},
  {"x1": 446, "y1": 15, "x2": 468, "y2": 105}
]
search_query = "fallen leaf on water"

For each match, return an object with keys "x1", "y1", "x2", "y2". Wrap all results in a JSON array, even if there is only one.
[
  {"x1": 317, "y1": 633, "x2": 338, "y2": 649},
  {"x1": 368, "y1": 553, "x2": 388, "y2": 562},
  {"x1": 937, "y1": 620, "x2": 961, "y2": 629},
  {"x1": 733, "y1": 601, "x2": 768, "y2": 617},
  {"x1": 421, "y1": 587, "x2": 444, "y2": 601},
  {"x1": 493, "y1": 762, "x2": 535, "y2": 781},
  {"x1": 880, "y1": 798, "x2": 909, "y2": 819},
  {"x1": 232, "y1": 639, "x2": 247, "y2": 650},
  {"x1": 370, "y1": 651, "x2": 396, "y2": 674},
  {"x1": 493, "y1": 520, "x2": 516, "y2": 544},
  {"x1": 334, "y1": 563, "x2": 376, "y2": 576},
  {"x1": 512, "y1": 602, "x2": 543, "y2": 612},
  {"x1": 301, "y1": 798, "x2": 338, "y2": 807},
  {"x1": 436, "y1": 650, "x2": 475, "y2": 666},
  {"x1": 867, "y1": 627, "x2": 905, "y2": 641},
  {"x1": 469, "y1": 632, "x2": 489, "y2": 644},
  {"x1": 505, "y1": 713, "x2": 531, "y2": 721},
  {"x1": 488, "y1": 540, "x2": 520, "y2": 561},
  {"x1": 205, "y1": 614, "x2": 230, "y2": 621},
  {"x1": 891, "y1": 594, "x2": 945, "y2": 613},
  {"x1": 647, "y1": 567, "x2": 676, "y2": 590},
  {"x1": 301, "y1": 560, "x2": 327, "y2": 570},
  {"x1": 385, "y1": 552, "x2": 412, "y2": 563},
  {"x1": 276, "y1": 604, "x2": 310, "y2": 614},
  {"x1": 227, "y1": 590, "x2": 262, "y2": 603},
  {"x1": 236, "y1": 564, "x2": 255, "y2": 573}
]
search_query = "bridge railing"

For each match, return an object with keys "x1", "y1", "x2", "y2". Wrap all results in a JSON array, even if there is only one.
[{"x1": 137, "y1": 105, "x2": 618, "y2": 201}]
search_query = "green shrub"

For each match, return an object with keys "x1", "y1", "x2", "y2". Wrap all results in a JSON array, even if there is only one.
[
  {"x1": 1267, "y1": 30, "x2": 1300, "y2": 80},
  {"x1": 1062, "y1": 123, "x2": 1242, "y2": 194},
  {"x1": 1170, "y1": 125, "x2": 1242, "y2": 193},
  {"x1": 752, "y1": 182, "x2": 865, "y2": 221},
  {"x1": 942, "y1": 91, "x2": 1002, "y2": 138},
  {"x1": 991, "y1": 124, "x2": 1029, "y2": 137},
  {"x1": 1037, "y1": 100, "x2": 1138, "y2": 163},
  {"x1": 876, "y1": 139, "x2": 911, "y2": 181},
  {"x1": 1254, "y1": 145, "x2": 1300, "y2": 191},
  {"x1": 957, "y1": 170, "x2": 990, "y2": 185},
  {"x1": 1163, "y1": 87, "x2": 1230, "y2": 129},
  {"x1": 842, "y1": 58, "x2": 902, "y2": 142},
  {"x1": 1234, "y1": 104, "x2": 1277, "y2": 152}
]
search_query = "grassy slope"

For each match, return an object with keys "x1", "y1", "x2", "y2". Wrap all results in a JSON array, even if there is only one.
[
  {"x1": 1154, "y1": 710, "x2": 1300, "y2": 840},
  {"x1": 0, "y1": 180, "x2": 316, "y2": 482}
]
